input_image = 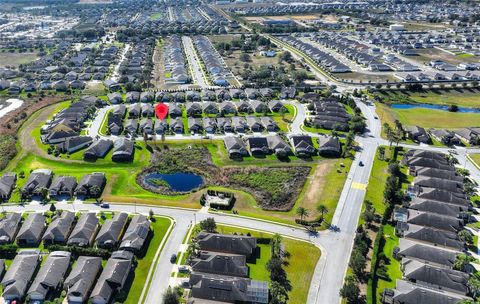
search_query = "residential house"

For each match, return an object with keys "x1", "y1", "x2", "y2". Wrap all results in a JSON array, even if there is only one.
[
  {"x1": 49, "y1": 176, "x2": 77, "y2": 198},
  {"x1": 203, "y1": 117, "x2": 217, "y2": 134},
  {"x1": 289, "y1": 135, "x2": 315, "y2": 157},
  {"x1": 189, "y1": 273, "x2": 268, "y2": 304},
  {"x1": 250, "y1": 101, "x2": 269, "y2": 114},
  {"x1": 119, "y1": 214, "x2": 150, "y2": 254},
  {"x1": 260, "y1": 117, "x2": 278, "y2": 132},
  {"x1": 219, "y1": 102, "x2": 237, "y2": 115},
  {"x1": 75, "y1": 172, "x2": 106, "y2": 199},
  {"x1": 217, "y1": 118, "x2": 233, "y2": 133},
  {"x1": 430, "y1": 129, "x2": 461, "y2": 146},
  {"x1": 90, "y1": 251, "x2": 134, "y2": 304},
  {"x1": 112, "y1": 138, "x2": 134, "y2": 162},
  {"x1": 0, "y1": 173, "x2": 16, "y2": 201},
  {"x1": 27, "y1": 251, "x2": 71, "y2": 302},
  {"x1": 140, "y1": 91, "x2": 154, "y2": 103},
  {"x1": 196, "y1": 232, "x2": 257, "y2": 257},
  {"x1": 188, "y1": 118, "x2": 203, "y2": 134},
  {"x1": 318, "y1": 136, "x2": 341, "y2": 157},
  {"x1": 95, "y1": 213, "x2": 128, "y2": 249},
  {"x1": 0, "y1": 213, "x2": 22, "y2": 244},
  {"x1": 107, "y1": 92, "x2": 123, "y2": 104},
  {"x1": 125, "y1": 91, "x2": 140, "y2": 103},
  {"x1": 246, "y1": 137, "x2": 269, "y2": 156},
  {"x1": 42, "y1": 211, "x2": 75, "y2": 245},
  {"x1": 268, "y1": 100, "x2": 286, "y2": 112},
  {"x1": 168, "y1": 103, "x2": 182, "y2": 118},
  {"x1": 266, "y1": 135, "x2": 291, "y2": 157},
  {"x1": 124, "y1": 119, "x2": 138, "y2": 135},
  {"x1": 56, "y1": 136, "x2": 93, "y2": 154},
  {"x1": 186, "y1": 102, "x2": 203, "y2": 117},
  {"x1": 246, "y1": 116, "x2": 264, "y2": 132},
  {"x1": 224, "y1": 136, "x2": 249, "y2": 158},
  {"x1": 1, "y1": 251, "x2": 40, "y2": 301},
  {"x1": 64, "y1": 256, "x2": 102, "y2": 304},
  {"x1": 84, "y1": 139, "x2": 113, "y2": 160},
  {"x1": 67, "y1": 213, "x2": 99, "y2": 247},
  {"x1": 191, "y1": 251, "x2": 248, "y2": 277},
  {"x1": 21, "y1": 169, "x2": 53, "y2": 199},
  {"x1": 170, "y1": 117, "x2": 184, "y2": 134},
  {"x1": 128, "y1": 103, "x2": 141, "y2": 118},
  {"x1": 232, "y1": 117, "x2": 248, "y2": 133},
  {"x1": 139, "y1": 118, "x2": 154, "y2": 135},
  {"x1": 406, "y1": 126, "x2": 430, "y2": 144},
  {"x1": 402, "y1": 259, "x2": 469, "y2": 295},
  {"x1": 16, "y1": 213, "x2": 46, "y2": 246}
]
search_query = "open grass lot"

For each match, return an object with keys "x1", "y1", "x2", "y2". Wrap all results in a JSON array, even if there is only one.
[
  {"x1": 391, "y1": 107, "x2": 480, "y2": 129},
  {"x1": 376, "y1": 102, "x2": 480, "y2": 130},
  {"x1": 124, "y1": 216, "x2": 172, "y2": 304},
  {"x1": 410, "y1": 48, "x2": 479, "y2": 65},
  {"x1": 215, "y1": 225, "x2": 321, "y2": 304},
  {"x1": 374, "y1": 224, "x2": 402, "y2": 304},
  {"x1": 0, "y1": 51, "x2": 38, "y2": 67},
  {"x1": 471, "y1": 154, "x2": 480, "y2": 168},
  {"x1": 374, "y1": 89, "x2": 480, "y2": 108},
  {"x1": 225, "y1": 156, "x2": 353, "y2": 226}
]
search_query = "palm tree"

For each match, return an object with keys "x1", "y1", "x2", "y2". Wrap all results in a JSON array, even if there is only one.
[
  {"x1": 296, "y1": 207, "x2": 309, "y2": 221},
  {"x1": 186, "y1": 239, "x2": 201, "y2": 262},
  {"x1": 316, "y1": 205, "x2": 328, "y2": 220},
  {"x1": 271, "y1": 233, "x2": 283, "y2": 258}
]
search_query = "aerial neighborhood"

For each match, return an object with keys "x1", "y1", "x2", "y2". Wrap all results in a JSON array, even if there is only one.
[{"x1": 0, "y1": 0, "x2": 479, "y2": 304}]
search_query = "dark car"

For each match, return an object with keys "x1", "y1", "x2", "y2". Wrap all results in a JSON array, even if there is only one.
[
  {"x1": 170, "y1": 254, "x2": 177, "y2": 263},
  {"x1": 359, "y1": 161, "x2": 364, "y2": 167}
]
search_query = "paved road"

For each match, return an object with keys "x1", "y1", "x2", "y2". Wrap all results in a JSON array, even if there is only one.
[
  {"x1": 182, "y1": 36, "x2": 209, "y2": 88},
  {"x1": 111, "y1": 44, "x2": 131, "y2": 82}
]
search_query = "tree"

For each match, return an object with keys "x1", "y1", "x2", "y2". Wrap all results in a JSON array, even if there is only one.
[
  {"x1": 453, "y1": 254, "x2": 475, "y2": 271},
  {"x1": 186, "y1": 239, "x2": 201, "y2": 261},
  {"x1": 271, "y1": 233, "x2": 283, "y2": 259},
  {"x1": 199, "y1": 218, "x2": 217, "y2": 233},
  {"x1": 349, "y1": 249, "x2": 367, "y2": 276},
  {"x1": 149, "y1": 209, "x2": 154, "y2": 219},
  {"x1": 468, "y1": 275, "x2": 480, "y2": 298},
  {"x1": 270, "y1": 281, "x2": 289, "y2": 304},
  {"x1": 49, "y1": 203, "x2": 56, "y2": 212},
  {"x1": 162, "y1": 286, "x2": 180, "y2": 304},
  {"x1": 339, "y1": 274, "x2": 360, "y2": 303},
  {"x1": 316, "y1": 205, "x2": 328, "y2": 220},
  {"x1": 296, "y1": 207, "x2": 309, "y2": 221},
  {"x1": 458, "y1": 229, "x2": 473, "y2": 244}
]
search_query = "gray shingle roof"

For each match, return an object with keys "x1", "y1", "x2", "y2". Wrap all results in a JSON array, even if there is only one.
[
  {"x1": 119, "y1": 215, "x2": 150, "y2": 253},
  {"x1": 27, "y1": 251, "x2": 71, "y2": 300},
  {"x1": 64, "y1": 256, "x2": 102, "y2": 302},
  {"x1": 67, "y1": 213, "x2": 98, "y2": 247},
  {"x1": 95, "y1": 213, "x2": 128, "y2": 248}
]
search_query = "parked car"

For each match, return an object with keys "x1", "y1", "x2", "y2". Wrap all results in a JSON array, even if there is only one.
[{"x1": 170, "y1": 254, "x2": 177, "y2": 263}]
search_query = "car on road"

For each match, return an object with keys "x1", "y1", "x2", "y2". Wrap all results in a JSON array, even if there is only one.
[
  {"x1": 359, "y1": 161, "x2": 364, "y2": 167},
  {"x1": 100, "y1": 203, "x2": 110, "y2": 208},
  {"x1": 374, "y1": 116, "x2": 378, "y2": 119},
  {"x1": 170, "y1": 254, "x2": 177, "y2": 263}
]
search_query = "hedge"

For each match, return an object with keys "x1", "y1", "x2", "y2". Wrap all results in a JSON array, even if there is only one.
[{"x1": 367, "y1": 226, "x2": 385, "y2": 304}]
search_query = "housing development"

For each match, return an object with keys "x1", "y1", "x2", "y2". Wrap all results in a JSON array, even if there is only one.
[{"x1": 0, "y1": 0, "x2": 480, "y2": 304}]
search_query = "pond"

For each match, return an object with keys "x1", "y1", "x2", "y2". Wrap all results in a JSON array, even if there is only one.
[
  {"x1": 144, "y1": 172, "x2": 204, "y2": 192},
  {"x1": 390, "y1": 103, "x2": 480, "y2": 113}
]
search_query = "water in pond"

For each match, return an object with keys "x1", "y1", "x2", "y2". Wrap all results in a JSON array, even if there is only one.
[
  {"x1": 390, "y1": 103, "x2": 480, "y2": 113},
  {"x1": 144, "y1": 172, "x2": 204, "y2": 192}
]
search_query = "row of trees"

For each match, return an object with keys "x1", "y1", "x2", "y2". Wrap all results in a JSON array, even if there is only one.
[{"x1": 268, "y1": 234, "x2": 291, "y2": 304}]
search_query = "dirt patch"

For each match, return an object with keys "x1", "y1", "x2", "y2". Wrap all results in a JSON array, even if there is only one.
[
  {"x1": 302, "y1": 161, "x2": 332, "y2": 219},
  {"x1": 0, "y1": 95, "x2": 65, "y2": 137}
]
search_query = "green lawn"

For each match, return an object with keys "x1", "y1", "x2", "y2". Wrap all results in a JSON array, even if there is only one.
[
  {"x1": 374, "y1": 89, "x2": 480, "y2": 108},
  {"x1": 215, "y1": 225, "x2": 321, "y2": 304},
  {"x1": 374, "y1": 224, "x2": 402, "y2": 303},
  {"x1": 391, "y1": 107, "x2": 480, "y2": 129},
  {"x1": 124, "y1": 216, "x2": 172, "y2": 304},
  {"x1": 471, "y1": 154, "x2": 480, "y2": 169},
  {"x1": 363, "y1": 149, "x2": 390, "y2": 219}
]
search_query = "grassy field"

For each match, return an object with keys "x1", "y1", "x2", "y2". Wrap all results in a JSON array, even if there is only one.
[
  {"x1": 471, "y1": 154, "x2": 480, "y2": 168},
  {"x1": 0, "y1": 51, "x2": 38, "y2": 67},
  {"x1": 376, "y1": 102, "x2": 480, "y2": 129},
  {"x1": 374, "y1": 89, "x2": 480, "y2": 107},
  {"x1": 216, "y1": 225, "x2": 321, "y2": 304},
  {"x1": 124, "y1": 216, "x2": 172, "y2": 304},
  {"x1": 391, "y1": 107, "x2": 480, "y2": 129},
  {"x1": 221, "y1": 156, "x2": 353, "y2": 226}
]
